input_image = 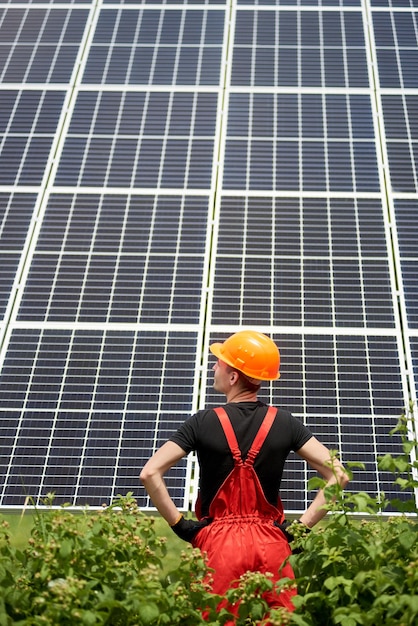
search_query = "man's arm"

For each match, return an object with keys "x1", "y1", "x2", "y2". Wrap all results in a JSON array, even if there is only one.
[
  {"x1": 296, "y1": 437, "x2": 349, "y2": 528},
  {"x1": 140, "y1": 441, "x2": 187, "y2": 526}
]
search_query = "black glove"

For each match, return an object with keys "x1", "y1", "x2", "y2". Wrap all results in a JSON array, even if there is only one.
[
  {"x1": 274, "y1": 519, "x2": 310, "y2": 543},
  {"x1": 170, "y1": 514, "x2": 211, "y2": 543}
]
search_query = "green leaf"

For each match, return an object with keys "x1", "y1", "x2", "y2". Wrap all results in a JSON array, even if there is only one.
[
  {"x1": 287, "y1": 614, "x2": 314, "y2": 626},
  {"x1": 398, "y1": 529, "x2": 417, "y2": 551},
  {"x1": 334, "y1": 617, "x2": 358, "y2": 626},
  {"x1": 307, "y1": 476, "x2": 326, "y2": 491},
  {"x1": 333, "y1": 606, "x2": 364, "y2": 626},
  {"x1": 138, "y1": 603, "x2": 160, "y2": 624},
  {"x1": 401, "y1": 594, "x2": 418, "y2": 613},
  {"x1": 389, "y1": 497, "x2": 417, "y2": 513},
  {"x1": 59, "y1": 538, "x2": 73, "y2": 558},
  {"x1": 324, "y1": 576, "x2": 353, "y2": 595},
  {"x1": 377, "y1": 454, "x2": 397, "y2": 472},
  {"x1": 346, "y1": 461, "x2": 366, "y2": 471},
  {"x1": 349, "y1": 492, "x2": 378, "y2": 513},
  {"x1": 81, "y1": 610, "x2": 98, "y2": 625},
  {"x1": 394, "y1": 476, "x2": 411, "y2": 490}
]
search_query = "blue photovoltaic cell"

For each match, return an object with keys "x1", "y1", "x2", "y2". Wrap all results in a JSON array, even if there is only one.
[
  {"x1": 411, "y1": 339, "x2": 418, "y2": 403},
  {"x1": 237, "y1": 0, "x2": 362, "y2": 5},
  {"x1": 0, "y1": 137, "x2": 51, "y2": 186},
  {"x1": 0, "y1": 90, "x2": 66, "y2": 186},
  {"x1": 394, "y1": 200, "x2": 418, "y2": 258},
  {"x1": 0, "y1": 193, "x2": 37, "y2": 320},
  {"x1": 211, "y1": 254, "x2": 396, "y2": 327},
  {"x1": 371, "y1": 0, "x2": 418, "y2": 5},
  {"x1": 5, "y1": 0, "x2": 92, "y2": 3},
  {"x1": 0, "y1": 193, "x2": 36, "y2": 251},
  {"x1": 224, "y1": 94, "x2": 379, "y2": 192},
  {"x1": 82, "y1": 8, "x2": 224, "y2": 86},
  {"x1": 17, "y1": 253, "x2": 205, "y2": 323},
  {"x1": 0, "y1": 8, "x2": 89, "y2": 83},
  {"x1": 231, "y1": 10, "x2": 368, "y2": 87},
  {"x1": 0, "y1": 255, "x2": 21, "y2": 320},
  {"x1": 373, "y1": 11, "x2": 418, "y2": 89},
  {"x1": 381, "y1": 95, "x2": 416, "y2": 140},
  {"x1": 381, "y1": 95, "x2": 418, "y2": 194},
  {"x1": 36, "y1": 194, "x2": 209, "y2": 254},
  {"x1": 385, "y1": 142, "x2": 418, "y2": 194},
  {"x1": 0, "y1": 91, "x2": 64, "y2": 134},
  {"x1": 55, "y1": 91, "x2": 218, "y2": 188},
  {"x1": 395, "y1": 199, "x2": 418, "y2": 328},
  {"x1": 401, "y1": 262, "x2": 418, "y2": 328},
  {"x1": 103, "y1": 0, "x2": 227, "y2": 4}
]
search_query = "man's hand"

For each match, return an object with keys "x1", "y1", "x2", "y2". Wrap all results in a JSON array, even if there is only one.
[{"x1": 171, "y1": 515, "x2": 211, "y2": 543}]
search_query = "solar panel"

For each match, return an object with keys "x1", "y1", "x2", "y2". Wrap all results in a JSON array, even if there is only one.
[
  {"x1": 17, "y1": 194, "x2": 209, "y2": 324},
  {"x1": 212, "y1": 196, "x2": 396, "y2": 328},
  {"x1": 0, "y1": 0, "x2": 416, "y2": 513},
  {"x1": 0, "y1": 328, "x2": 199, "y2": 507},
  {"x1": 55, "y1": 92, "x2": 218, "y2": 188}
]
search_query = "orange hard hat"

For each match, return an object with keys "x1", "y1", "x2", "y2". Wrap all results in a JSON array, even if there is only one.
[{"x1": 210, "y1": 330, "x2": 280, "y2": 381}]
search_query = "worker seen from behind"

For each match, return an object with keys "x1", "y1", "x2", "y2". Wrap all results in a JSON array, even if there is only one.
[{"x1": 140, "y1": 330, "x2": 349, "y2": 614}]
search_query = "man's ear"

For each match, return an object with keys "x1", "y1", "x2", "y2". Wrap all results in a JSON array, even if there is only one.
[{"x1": 229, "y1": 370, "x2": 240, "y2": 386}]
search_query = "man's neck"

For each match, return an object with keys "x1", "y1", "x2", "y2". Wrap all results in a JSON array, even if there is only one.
[{"x1": 225, "y1": 389, "x2": 258, "y2": 404}]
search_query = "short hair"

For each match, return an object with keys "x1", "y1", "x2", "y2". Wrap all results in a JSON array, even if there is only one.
[
  {"x1": 224, "y1": 364, "x2": 261, "y2": 393},
  {"x1": 239, "y1": 372, "x2": 262, "y2": 393}
]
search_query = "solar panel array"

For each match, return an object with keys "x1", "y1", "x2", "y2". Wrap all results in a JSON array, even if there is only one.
[{"x1": 0, "y1": 0, "x2": 417, "y2": 513}]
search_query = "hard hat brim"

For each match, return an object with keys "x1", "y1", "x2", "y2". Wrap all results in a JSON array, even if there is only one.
[{"x1": 209, "y1": 342, "x2": 225, "y2": 362}]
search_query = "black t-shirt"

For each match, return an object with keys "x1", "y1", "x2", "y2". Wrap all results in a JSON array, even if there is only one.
[{"x1": 170, "y1": 401, "x2": 313, "y2": 517}]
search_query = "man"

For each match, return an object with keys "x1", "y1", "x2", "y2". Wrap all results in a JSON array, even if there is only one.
[{"x1": 140, "y1": 330, "x2": 349, "y2": 613}]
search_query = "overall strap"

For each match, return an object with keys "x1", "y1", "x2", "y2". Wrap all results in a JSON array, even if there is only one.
[
  {"x1": 213, "y1": 406, "x2": 278, "y2": 467},
  {"x1": 213, "y1": 407, "x2": 242, "y2": 464},
  {"x1": 245, "y1": 406, "x2": 277, "y2": 465}
]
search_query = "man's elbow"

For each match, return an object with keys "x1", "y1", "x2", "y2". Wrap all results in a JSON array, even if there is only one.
[{"x1": 139, "y1": 464, "x2": 155, "y2": 487}]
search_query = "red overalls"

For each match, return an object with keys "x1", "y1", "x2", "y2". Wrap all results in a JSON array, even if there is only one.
[{"x1": 192, "y1": 406, "x2": 296, "y2": 620}]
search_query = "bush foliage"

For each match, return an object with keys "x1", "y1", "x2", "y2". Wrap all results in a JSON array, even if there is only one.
[
  {"x1": 0, "y1": 408, "x2": 416, "y2": 625},
  {"x1": 283, "y1": 407, "x2": 418, "y2": 626}
]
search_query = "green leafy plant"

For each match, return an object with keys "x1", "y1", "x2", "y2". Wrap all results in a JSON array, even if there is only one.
[
  {"x1": 277, "y1": 404, "x2": 418, "y2": 626},
  {"x1": 0, "y1": 494, "x2": 220, "y2": 625}
]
